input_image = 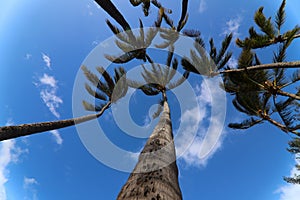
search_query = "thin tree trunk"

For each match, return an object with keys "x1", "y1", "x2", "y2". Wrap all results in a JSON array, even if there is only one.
[
  {"x1": 0, "y1": 102, "x2": 111, "y2": 141},
  {"x1": 117, "y1": 99, "x2": 182, "y2": 200},
  {"x1": 94, "y1": 0, "x2": 131, "y2": 31}
]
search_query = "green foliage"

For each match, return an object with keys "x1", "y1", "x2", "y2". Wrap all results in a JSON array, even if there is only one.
[
  {"x1": 81, "y1": 66, "x2": 128, "y2": 112},
  {"x1": 182, "y1": 34, "x2": 233, "y2": 76},
  {"x1": 284, "y1": 138, "x2": 300, "y2": 184}
]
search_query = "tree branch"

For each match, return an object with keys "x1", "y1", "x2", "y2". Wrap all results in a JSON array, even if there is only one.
[
  {"x1": 214, "y1": 61, "x2": 300, "y2": 75},
  {"x1": 0, "y1": 102, "x2": 111, "y2": 141}
]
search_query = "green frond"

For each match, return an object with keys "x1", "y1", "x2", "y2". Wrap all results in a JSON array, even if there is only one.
[
  {"x1": 275, "y1": 97, "x2": 300, "y2": 129},
  {"x1": 111, "y1": 74, "x2": 128, "y2": 103},
  {"x1": 273, "y1": 44, "x2": 286, "y2": 63},
  {"x1": 282, "y1": 26, "x2": 300, "y2": 46},
  {"x1": 254, "y1": 7, "x2": 275, "y2": 37},
  {"x1": 139, "y1": 19, "x2": 145, "y2": 42},
  {"x1": 275, "y1": 0, "x2": 286, "y2": 32},
  {"x1": 228, "y1": 117, "x2": 263, "y2": 129},
  {"x1": 115, "y1": 40, "x2": 135, "y2": 53},
  {"x1": 106, "y1": 19, "x2": 121, "y2": 35},
  {"x1": 141, "y1": 65, "x2": 159, "y2": 84},
  {"x1": 182, "y1": 29, "x2": 201, "y2": 37},
  {"x1": 287, "y1": 138, "x2": 300, "y2": 154},
  {"x1": 96, "y1": 67, "x2": 115, "y2": 92},
  {"x1": 209, "y1": 38, "x2": 217, "y2": 60},
  {"x1": 105, "y1": 52, "x2": 135, "y2": 63},
  {"x1": 195, "y1": 37, "x2": 205, "y2": 48},
  {"x1": 216, "y1": 33, "x2": 233, "y2": 65},
  {"x1": 84, "y1": 83, "x2": 107, "y2": 101},
  {"x1": 140, "y1": 84, "x2": 160, "y2": 96},
  {"x1": 167, "y1": 59, "x2": 178, "y2": 83},
  {"x1": 291, "y1": 70, "x2": 300, "y2": 84},
  {"x1": 127, "y1": 79, "x2": 144, "y2": 89},
  {"x1": 238, "y1": 49, "x2": 254, "y2": 68},
  {"x1": 181, "y1": 58, "x2": 198, "y2": 74},
  {"x1": 114, "y1": 67, "x2": 126, "y2": 83},
  {"x1": 81, "y1": 66, "x2": 100, "y2": 88},
  {"x1": 218, "y1": 52, "x2": 233, "y2": 70},
  {"x1": 177, "y1": 0, "x2": 189, "y2": 31},
  {"x1": 144, "y1": 27, "x2": 158, "y2": 47},
  {"x1": 167, "y1": 71, "x2": 189, "y2": 90}
]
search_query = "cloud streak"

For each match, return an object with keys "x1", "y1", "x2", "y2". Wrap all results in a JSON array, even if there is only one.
[
  {"x1": 176, "y1": 79, "x2": 226, "y2": 167},
  {"x1": 37, "y1": 74, "x2": 63, "y2": 118},
  {"x1": 49, "y1": 130, "x2": 63, "y2": 145},
  {"x1": 198, "y1": 0, "x2": 207, "y2": 13},
  {"x1": 42, "y1": 53, "x2": 51, "y2": 69},
  {"x1": 223, "y1": 16, "x2": 242, "y2": 38}
]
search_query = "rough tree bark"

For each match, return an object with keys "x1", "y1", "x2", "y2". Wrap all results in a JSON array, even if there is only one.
[{"x1": 117, "y1": 99, "x2": 182, "y2": 200}]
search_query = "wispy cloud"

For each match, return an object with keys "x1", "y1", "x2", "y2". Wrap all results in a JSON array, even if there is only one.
[
  {"x1": 39, "y1": 74, "x2": 57, "y2": 88},
  {"x1": 49, "y1": 130, "x2": 63, "y2": 145},
  {"x1": 0, "y1": 120, "x2": 28, "y2": 200},
  {"x1": 36, "y1": 74, "x2": 63, "y2": 118},
  {"x1": 23, "y1": 177, "x2": 38, "y2": 200},
  {"x1": 222, "y1": 16, "x2": 242, "y2": 38},
  {"x1": 176, "y1": 79, "x2": 226, "y2": 167},
  {"x1": 25, "y1": 54, "x2": 32, "y2": 60},
  {"x1": 277, "y1": 158, "x2": 300, "y2": 200},
  {"x1": 23, "y1": 177, "x2": 38, "y2": 189},
  {"x1": 42, "y1": 53, "x2": 51, "y2": 69},
  {"x1": 198, "y1": 0, "x2": 207, "y2": 13}
]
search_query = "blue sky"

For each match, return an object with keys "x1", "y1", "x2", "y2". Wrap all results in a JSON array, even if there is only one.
[{"x1": 0, "y1": 0, "x2": 300, "y2": 199}]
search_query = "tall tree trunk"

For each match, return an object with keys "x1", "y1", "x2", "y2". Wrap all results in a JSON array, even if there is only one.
[
  {"x1": 0, "y1": 102, "x2": 111, "y2": 141},
  {"x1": 117, "y1": 99, "x2": 182, "y2": 200}
]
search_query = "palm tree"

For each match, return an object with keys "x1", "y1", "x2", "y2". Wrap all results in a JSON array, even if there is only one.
[
  {"x1": 117, "y1": 47, "x2": 188, "y2": 199},
  {"x1": 0, "y1": 66, "x2": 127, "y2": 141}
]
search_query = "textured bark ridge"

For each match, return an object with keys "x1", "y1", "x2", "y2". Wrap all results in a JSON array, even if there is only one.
[{"x1": 117, "y1": 100, "x2": 182, "y2": 200}]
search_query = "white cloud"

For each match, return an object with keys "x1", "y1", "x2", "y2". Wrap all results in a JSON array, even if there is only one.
[
  {"x1": 277, "y1": 158, "x2": 300, "y2": 200},
  {"x1": 36, "y1": 74, "x2": 63, "y2": 118},
  {"x1": 176, "y1": 79, "x2": 226, "y2": 167},
  {"x1": 25, "y1": 54, "x2": 32, "y2": 60},
  {"x1": 23, "y1": 177, "x2": 38, "y2": 200},
  {"x1": 0, "y1": 140, "x2": 15, "y2": 200},
  {"x1": 39, "y1": 74, "x2": 57, "y2": 88},
  {"x1": 49, "y1": 130, "x2": 63, "y2": 145},
  {"x1": 42, "y1": 53, "x2": 51, "y2": 69},
  {"x1": 40, "y1": 89, "x2": 63, "y2": 118},
  {"x1": 23, "y1": 177, "x2": 38, "y2": 189},
  {"x1": 198, "y1": 0, "x2": 207, "y2": 13},
  {"x1": 0, "y1": 121, "x2": 28, "y2": 200},
  {"x1": 223, "y1": 16, "x2": 242, "y2": 38}
]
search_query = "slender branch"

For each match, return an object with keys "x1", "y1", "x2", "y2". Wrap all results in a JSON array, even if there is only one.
[
  {"x1": 260, "y1": 112, "x2": 300, "y2": 136},
  {"x1": 277, "y1": 90, "x2": 300, "y2": 100},
  {"x1": 213, "y1": 61, "x2": 300, "y2": 75},
  {"x1": 0, "y1": 102, "x2": 111, "y2": 142}
]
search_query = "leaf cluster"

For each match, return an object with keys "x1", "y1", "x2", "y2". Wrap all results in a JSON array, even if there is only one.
[{"x1": 82, "y1": 66, "x2": 128, "y2": 112}]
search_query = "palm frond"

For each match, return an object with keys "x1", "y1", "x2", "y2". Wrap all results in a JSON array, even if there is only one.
[
  {"x1": 254, "y1": 7, "x2": 275, "y2": 37},
  {"x1": 228, "y1": 117, "x2": 263, "y2": 129},
  {"x1": 275, "y1": 0, "x2": 286, "y2": 32},
  {"x1": 167, "y1": 71, "x2": 189, "y2": 90},
  {"x1": 177, "y1": 0, "x2": 189, "y2": 31}
]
